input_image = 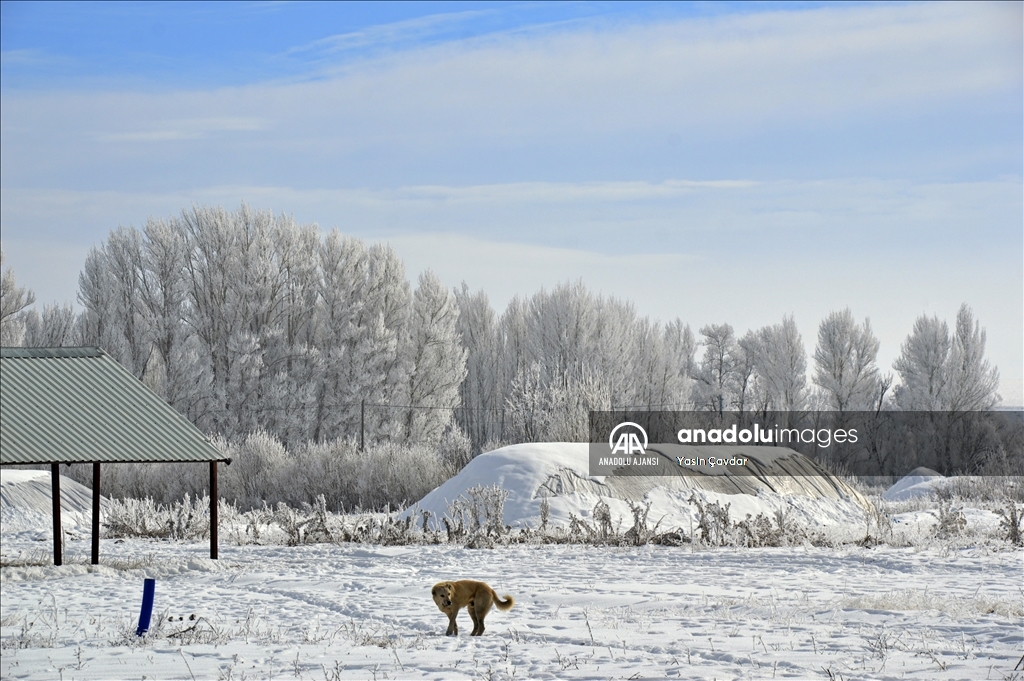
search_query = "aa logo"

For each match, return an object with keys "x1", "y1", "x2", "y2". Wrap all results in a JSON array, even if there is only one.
[{"x1": 609, "y1": 422, "x2": 648, "y2": 455}]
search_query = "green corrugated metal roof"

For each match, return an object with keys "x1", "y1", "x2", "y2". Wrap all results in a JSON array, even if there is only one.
[{"x1": 1, "y1": 347, "x2": 227, "y2": 464}]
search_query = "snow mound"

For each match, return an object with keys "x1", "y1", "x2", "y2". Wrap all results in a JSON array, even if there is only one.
[
  {"x1": 405, "y1": 443, "x2": 869, "y2": 532},
  {"x1": 1, "y1": 468, "x2": 106, "y2": 536},
  {"x1": 883, "y1": 467, "x2": 946, "y2": 502}
]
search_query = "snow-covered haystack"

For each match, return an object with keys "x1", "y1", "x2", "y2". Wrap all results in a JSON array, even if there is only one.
[
  {"x1": 882, "y1": 467, "x2": 946, "y2": 502},
  {"x1": 1, "y1": 469, "x2": 106, "y2": 537},
  {"x1": 406, "y1": 443, "x2": 870, "y2": 532}
]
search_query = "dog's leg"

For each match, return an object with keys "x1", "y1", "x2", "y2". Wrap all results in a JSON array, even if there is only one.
[
  {"x1": 472, "y1": 593, "x2": 493, "y2": 636},
  {"x1": 468, "y1": 599, "x2": 482, "y2": 635},
  {"x1": 446, "y1": 610, "x2": 458, "y2": 636}
]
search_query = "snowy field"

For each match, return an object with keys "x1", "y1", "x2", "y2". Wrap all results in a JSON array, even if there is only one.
[
  {"x1": 3, "y1": 451, "x2": 1024, "y2": 680},
  {"x1": 2, "y1": 533, "x2": 1022, "y2": 681}
]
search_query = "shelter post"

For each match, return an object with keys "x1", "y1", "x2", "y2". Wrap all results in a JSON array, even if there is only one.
[
  {"x1": 50, "y1": 463, "x2": 62, "y2": 566},
  {"x1": 91, "y1": 462, "x2": 101, "y2": 565},
  {"x1": 210, "y1": 460, "x2": 218, "y2": 560}
]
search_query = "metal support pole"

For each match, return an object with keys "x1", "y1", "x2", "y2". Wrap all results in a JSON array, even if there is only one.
[
  {"x1": 360, "y1": 399, "x2": 365, "y2": 452},
  {"x1": 51, "y1": 463, "x2": 62, "y2": 566},
  {"x1": 210, "y1": 461, "x2": 218, "y2": 560},
  {"x1": 91, "y1": 462, "x2": 101, "y2": 565}
]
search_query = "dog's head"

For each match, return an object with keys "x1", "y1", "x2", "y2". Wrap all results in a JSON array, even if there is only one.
[{"x1": 431, "y1": 582, "x2": 454, "y2": 609}]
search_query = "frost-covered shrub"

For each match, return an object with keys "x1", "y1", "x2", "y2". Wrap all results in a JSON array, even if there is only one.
[
  {"x1": 104, "y1": 494, "x2": 211, "y2": 540},
  {"x1": 63, "y1": 460, "x2": 210, "y2": 506},
  {"x1": 438, "y1": 425, "x2": 473, "y2": 473},
  {"x1": 624, "y1": 500, "x2": 660, "y2": 546},
  {"x1": 273, "y1": 495, "x2": 335, "y2": 546},
  {"x1": 281, "y1": 438, "x2": 358, "y2": 510},
  {"x1": 995, "y1": 502, "x2": 1023, "y2": 546},
  {"x1": 592, "y1": 500, "x2": 614, "y2": 541},
  {"x1": 736, "y1": 513, "x2": 781, "y2": 547},
  {"x1": 221, "y1": 431, "x2": 289, "y2": 510},
  {"x1": 861, "y1": 502, "x2": 893, "y2": 546},
  {"x1": 688, "y1": 493, "x2": 734, "y2": 546},
  {"x1": 935, "y1": 476, "x2": 1024, "y2": 503},
  {"x1": 63, "y1": 428, "x2": 456, "y2": 514},
  {"x1": 349, "y1": 441, "x2": 445, "y2": 510},
  {"x1": 444, "y1": 484, "x2": 509, "y2": 546},
  {"x1": 933, "y1": 502, "x2": 967, "y2": 539}
]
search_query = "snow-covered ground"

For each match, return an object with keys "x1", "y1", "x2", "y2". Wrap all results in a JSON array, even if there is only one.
[
  {"x1": 2, "y1": 533, "x2": 1022, "y2": 680},
  {"x1": 3, "y1": 456, "x2": 1022, "y2": 680}
]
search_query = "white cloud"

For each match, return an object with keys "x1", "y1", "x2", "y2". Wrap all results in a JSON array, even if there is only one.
[
  {"x1": 288, "y1": 10, "x2": 492, "y2": 56},
  {"x1": 0, "y1": 48, "x2": 55, "y2": 67},
  {"x1": 4, "y1": 177, "x2": 1018, "y2": 251},
  {"x1": 97, "y1": 117, "x2": 267, "y2": 143},
  {"x1": 1, "y1": 2, "x2": 1018, "y2": 188}
]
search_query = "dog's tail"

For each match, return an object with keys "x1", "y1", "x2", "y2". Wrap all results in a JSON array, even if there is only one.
[{"x1": 494, "y1": 594, "x2": 514, "y2": 611}]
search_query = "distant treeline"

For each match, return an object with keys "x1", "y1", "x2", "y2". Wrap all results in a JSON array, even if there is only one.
[{"x1": 0, "y1": 204, "x2": 1008, "y2": 476}]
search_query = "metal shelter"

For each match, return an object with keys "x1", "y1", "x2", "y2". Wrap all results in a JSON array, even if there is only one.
[{"x1": 0, "y1": 347, "x2": 230, "y2": 565}]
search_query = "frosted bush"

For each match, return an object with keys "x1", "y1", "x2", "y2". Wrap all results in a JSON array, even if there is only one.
[
  {"x1": 437, "y1": 424, "x2": 473, "y2": 473},
  {"x1": 222, "y1": 430, "x2": 289, "y2": 510},
  {"x1": 995, "y1": 502, "x2": 1023, "y2": 545},
  {"x1": 444, "y1": 484, "x2": 509, "y2": 546},
  {"x1": 63, "y1": 460, "x2": 210, "y2": 506},
  {"x1": 285, "y1": 438, "x2": 362, "y2": 511},
  {"x1": 104, "y1": 494, "x2": 211, "y2": 540}
]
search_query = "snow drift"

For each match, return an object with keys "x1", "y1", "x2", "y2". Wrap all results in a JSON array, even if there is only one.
[
  {"x1": 406, "y1": 443, "x2": 870, "y2": 532},
  {"x1": 1, "y1": 468, "x2": 107, "y2": 537},
  {"x1": 882, "y1": 467, "x2": 946, "y2": 501}
]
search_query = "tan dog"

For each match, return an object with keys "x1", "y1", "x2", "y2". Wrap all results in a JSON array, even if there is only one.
[{"x1": 431, "y1": 580, "x2": 514, "y2": 636}]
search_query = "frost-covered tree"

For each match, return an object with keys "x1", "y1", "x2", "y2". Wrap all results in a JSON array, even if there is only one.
[
  {"x1": 658, "y1": 318, "x2": 697, "y2": 409},
  {"x1": 179, "y1": 205, "x2": 242, "y2": 431},
  {"x1": 495, "y1": 282, "x2": 694, "y2": 439},
  {"x1": 77, "y1": 205, "x2": 420, "y2": 444},
  {"x1": 78, "y1": 245, "x2": 119, "y2": 354},
  {"x1": 454, "y1": 283, "x2": 502, "y2": 451},
  {"x1": 628, "y1": 318, "x2": 672, "y2": 410},
  {"x1": 0, "y1": 246, "x2": 35, "y2": 346},
  {"x1": 732, "y1": 330, "x2": 761, "y2": 414},
  {"x1": 544, "y1": 366, "x2": 611, "y2": 441},
  {"x1": 21, "y1": 303, "x2": 81, "y2": 347},
  {"x1": 755, "y1": 315, "x2": 808, "y2": 411},
  {"x1": 587, "y1": 295, "x2": 636, "y2": 407},
  {"x1": 78, "y1": 228, "x2": 156, "y2": 376},
  {"x1": 813, "y1": 309, "x2": 881, "y2": 411},
  {"x1": 506, "y1": 362, "x2": 546, "y2": 443},
  {"x1": 693, "y1": 323, "x2": 738, "y2": 414},
  {"x1": 527, "y1": 281, "x2": 599, "y2": 386},
  {"x1": 946, "y1": 304, "x2": 1000, "y2": 410},
  {"x1": 892, "y1": 314, "x2": 950, "y2": 410},
  {"x1": 891, "y1": 305, "x2": 999, "y2": 412},
  {"x1": 506, "y1": 362, "x2": 611, "y2": 443},
  {"x1": 106, "y1": 227, "x2": 154, "y2": 377},
  {"x1": 311, "y1": 231, "x2": 368, "y2": 443},
  {"x1": 400, "y1": 271, "x2": 468, "y2": 445},
  {"x1": 358, "y1": 244, "x2": 411, "y2": 442},
  {"x1": 133, "y1": 218, "x2": 192, "y2": 403}
]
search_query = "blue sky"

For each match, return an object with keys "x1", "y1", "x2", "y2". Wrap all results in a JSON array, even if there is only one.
[
  {"x1": 1, "y1": 2, "x2": 839, "y2": 88},
  {"x1": 1, "y1": 1, "x2": 1021, "y2": 403}
]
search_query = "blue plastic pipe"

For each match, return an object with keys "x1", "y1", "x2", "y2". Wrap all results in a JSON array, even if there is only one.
[{"x1": 136, "y1": 578, "x2": 156, "y2": 636}]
